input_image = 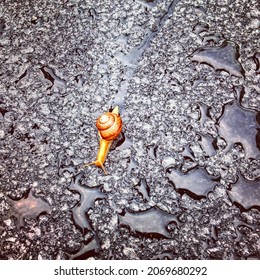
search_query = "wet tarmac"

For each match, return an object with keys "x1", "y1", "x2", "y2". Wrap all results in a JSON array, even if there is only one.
[{"x1": 0, "y1": 0, "x2": 259, "y2": 259}]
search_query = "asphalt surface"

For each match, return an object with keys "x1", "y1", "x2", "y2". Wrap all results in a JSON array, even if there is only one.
[{"x1": 0, "y1": 0, "x2": 259, "y2": 259}]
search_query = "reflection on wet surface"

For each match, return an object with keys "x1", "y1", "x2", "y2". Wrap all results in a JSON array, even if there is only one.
[
  {"x1": 228, "y1": 175, "x2": 260, "y2": 210},
  {"x1": 40, "y1": 66, "x2": 66, "y2": 90},
  {"x1": 66, "y1": 172, "x2": 105, "y2": 259},
  {"x1": 252, "y1": 52, "x2": 260, "y2": 73},
  {"x1": 7, "y1": 190, "x2": 50, "y2": 226},
  {"x1": 135, "y1": 178, "x2": 150, "y2": 202},
  {"x1": 191, "y1": 41, "x2": 244, "y2": 77},
  {"x1": 70, "y1": 173, "x2": 106, "y2": 230},
  {"x1": 69, "y1": 235, "x2": 99, "y2": 260},
  {"x1": 192, "y1": 22, "x2": 209, "y2": 35},
  {"x1": 165, "y1": 96, "x2": 259, "y2": 210},
  {"x1": 1, "y1": 0, "x2": 259, "y2": 260},
  {"x1": 119, "y1": 207, "x2": 179, "y2": 238},
  {"x1": 167, "y1": 167, "x2": 219, "y2": 198},
  {"x1": 217, "y1": 101, "x2": 259, "y2": 160}
]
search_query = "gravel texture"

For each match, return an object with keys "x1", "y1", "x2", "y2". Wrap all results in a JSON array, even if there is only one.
[{"x1": 0, "y1": 0, "x2": 259, "y2": 259}]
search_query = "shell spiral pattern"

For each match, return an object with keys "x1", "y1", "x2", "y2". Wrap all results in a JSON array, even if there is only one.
[{"x1": 96, "y1": 111, "x2": 123, "y2": 141}]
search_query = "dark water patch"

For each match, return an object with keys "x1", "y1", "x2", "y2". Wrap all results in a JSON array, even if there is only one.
[
  {"x1": 151, "y1": 251, "x2": 177, "y2": 260},
  {"x1": 67, "y1": 173, "x2": 105, "y2": 259},
  {"x1": 0, "y1": 107, "x2": 9, "y2": 117},
  {"x1": 146, "y1": 144, "x2": 158, "y2": 160},
  {"x1": 177, "y1": 188, "x2": 207, "y2": 200},
  {"x1": 134, "y1": 178, "x2": 150, "y2": 201},
  {"x1": 191, "y1": 41, "x2": 244, "y2": 77},
  {"x1": 40, "y1": 66, "x2": 66, "y2": 90},
  {"x1": 7, "y1": 190, "x2": 51, "y2": 227},
  {"x1": 252, "y1": 52, "x2": 260, "y2": 72},
  {"x1": 192, "y1": 22, "x2": 209, "y2": 35},
  {"x1": 202, "y1": 33, "x2": 223, "y2": 44},
  {"x1": 181, "y1": 145, "x2": 195, "y2": 160},
  {"x1": 41, "y1": 67, "x2": 54, "y2": 89},
  {"x1": 0, "y1": 18, "x2": 5, "y2": 36},
  {"x1": 198, "y1": 134, "x2": 216, "y2": 157},
  {"x1": 198, "y1": 102, "x2": 211, "y2": 122},
  {"x1": 198, "y1": 102, "x2": 217, "y2": 138},
  {"x1": 88, "y1": 8, "x2": 98, "y2": 20},
  {"x1": 233, "y1": 85, "x2": 245, "y2": 104},
  {"x1": 70, "y1": 173, "x2": 106, "y2": 230},
  {"x1": 127, "y1": 156, "x2": 139, "y2": 174},
  {"x1": 137, "y1": 0, "x2": 158, "y2": 8},
  {"x1": 114, "y1": 132, "x2": 132, "y2": 150},
  {"x1": 113, "y1": 132, "x2": 129, "y2": 150},
  {"x1": 167, "y1": 167, "x2": 220, "y2": 198},
  {"x1": 75, "y1": 74, "x2": 87, "y2": 87},
  {"x1": 119, "y1": 207, "x2": 179, "y2": 238},
  {"x1": 15, "y1": 69, "x2": 28, "y2": 84},
  {"x1": 69, "y1": 234, "x2": 100, "y2": 260},
  {"x1": 228, "y1": 175, "x2": 260, "y2": 210},
  {"x1": 217, "y1": 101, "x2": 259, "y2": 159}
]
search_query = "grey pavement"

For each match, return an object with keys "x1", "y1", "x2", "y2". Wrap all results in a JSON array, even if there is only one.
[{"x1": 0, "y1": 0, "x2": 259, "y2": 259}]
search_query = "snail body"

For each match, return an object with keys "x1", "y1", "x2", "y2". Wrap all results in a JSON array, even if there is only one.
[{"x1": 84, "y1": 106, "x2": 123, "y2": 174}]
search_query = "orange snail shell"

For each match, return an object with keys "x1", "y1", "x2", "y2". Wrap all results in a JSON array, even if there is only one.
[{"x1": 96, "y1": 110, "x2": 123, "y2": 141}]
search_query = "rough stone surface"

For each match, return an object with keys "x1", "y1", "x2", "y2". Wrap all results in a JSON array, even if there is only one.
[{"x1": 0, "y1": 0, "x2": 259, "y2": 259}]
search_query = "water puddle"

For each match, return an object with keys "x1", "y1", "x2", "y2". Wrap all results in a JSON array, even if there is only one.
[
  {"x1": 202, "y1": 33, "x2": 223, "y2": 44},
  {"x1": 15, "y1": 69, "x2": 28, "y2": 84},
  {"x1": 74, "y1": 74, "x2": 87, "y2": 87},
  {"x1": 127, "y1": 156, "x2": 139, "y2": 174},
  {"x1": 198, "y1": 134, "x2": 216, "y2": 157},
  {"x1": 64, "y1": 172, "x2": 107, "y2": 259},
  {"x1": 192, "y1": 22, "x2": 209, "y2": 35},
  {"x1": 0, "y1": 18, "x2": 5, "y2": 35},
  {"x1": 69, "y1": 235, "x2": 100, "y2": 260},
  {"x1": 167, "y1": 97, "x2": 259, "y2": 208},
  {"x1": 119, "y1": 207, "x2": 179, "y2": 238},
  {"x1": 191, "y1": 41, "x2": 244, "y2": 77},
  {"x1": 167, "y1": 167, "x2": 220, "y2": 198},
  {"x1": 40, "y1": 66, "x2": 66, "y2": 90},
  {"x1": 137, "y1": 0, "x2": 158, "y2": 8},
  {"x1": 115, "y1": 132, "x2": 132, "y2": 150},
  {"x1": 69, "y1": 173, "x2": 106, "y2": 230},
  {"x1": 7, "y1": 189, "x2": 51, "y2": 227},
  {"x1": 134, "y1": 178, "x2": 150, "y2": 202},
  {"x1": 228, "y1": 174, "x2": 260, "y2": 210},
  {"x1": 217, "y1": 100, "x2": 259, "y2": 159},
  {"x1": 252, "y1": 52, "x2": 259, "y2": 73},
  {"x1": 0, "y1": 106, "x2": 8, "y2": 117},
  {"x1": 146, "y1": 144, "x2": 158, "y2": 160}
]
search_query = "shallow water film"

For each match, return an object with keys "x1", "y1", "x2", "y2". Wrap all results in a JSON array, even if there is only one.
[{"x1": 0, "y1": 0, "x2": 259, "y2": 259}]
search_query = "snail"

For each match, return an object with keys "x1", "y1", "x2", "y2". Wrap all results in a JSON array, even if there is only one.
[{"x1": 84, "y1": 106, "x2": 123, "y2": 174}]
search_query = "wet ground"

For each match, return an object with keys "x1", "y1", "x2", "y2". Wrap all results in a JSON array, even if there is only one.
[{"x1": 0, "y1": 0, "x2": 259, "y2": 259}]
